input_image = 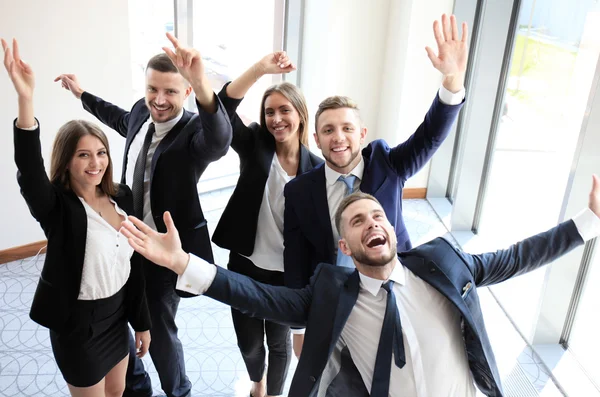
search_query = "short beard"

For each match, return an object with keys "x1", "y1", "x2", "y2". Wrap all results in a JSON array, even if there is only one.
[
  {"x1": 324, "y1": 147, "x2": 361, "y2": 171},
  {"x1": 352, "y1": 243, "x2": 398, "y2": 268}
]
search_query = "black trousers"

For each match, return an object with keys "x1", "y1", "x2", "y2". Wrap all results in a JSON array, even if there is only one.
[
  {"x1": 228, "y1": 252, "x2": 292, "y2": 396},
  {"x1": 124, "y1": 261, "x2": 191, "y2": 397}
]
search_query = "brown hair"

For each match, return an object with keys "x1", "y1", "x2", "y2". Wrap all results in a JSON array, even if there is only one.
[
  {"x1": 259, "y1": 82, "x2": 309, "y2": 147},
  {"x1": 314, "y1": 95, "x2": 361, "y2": 131},
  {"x1": 146, "y1": 53, "x2": 179, "y2": 74},
  {"x1": 334, "y1": 192, "x2": 381, "y2": 237},
  {"x1": 50, "y1": 120, "x2": 117, "y2": 196}
]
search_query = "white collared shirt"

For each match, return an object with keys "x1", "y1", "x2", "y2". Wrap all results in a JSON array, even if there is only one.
[
  {"x1": 342, "y1": 261, "x2": 476, "y2": 396},
  {"x1": 245, "y1": 155, "x2": 294, "y2": 272},
  {"x1": 324, "y1": 159, "x2": 365, "y2": 243},
  {"x1": 125, "y1": 110, "x2": 184, "y2": 231},
  {"x1": 78, "y1": 198, "x2": 133, "y2": 300}
]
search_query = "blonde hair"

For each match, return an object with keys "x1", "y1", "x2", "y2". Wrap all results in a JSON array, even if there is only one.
[{"x1": 260, "y1": 82, "x2": 309, "y2": 146}]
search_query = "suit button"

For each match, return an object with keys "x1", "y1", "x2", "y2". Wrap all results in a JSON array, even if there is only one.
[
  {"x1": 309, "y1": 376, "x2": 316, "y2": 382},
  {"x1": 430, "y1": 267, "x2": 436, "y2": 273}
]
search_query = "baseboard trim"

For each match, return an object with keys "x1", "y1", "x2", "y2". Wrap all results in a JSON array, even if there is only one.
[
  {"x1": 1, "y1": 188, "x2": 427, "y2": 264},
  {"x1": 0, "y1": 240, "x2": 47, "y2": 265},
  {"x1": 402, "y1": 187, "x2": 427, "y2": 199}
]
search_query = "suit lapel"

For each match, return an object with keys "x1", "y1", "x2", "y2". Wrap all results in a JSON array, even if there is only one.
[
  {"x1": 297, "y1": 145, "x2": 313, "y2": 175},
  {"x1": 311, "y1": 165, "x2": 335, "y2": 255},
  {"x1": 328, "y1": 270, "x2": 360, "y2": 357},
  {"x1": 400, "y1": 254, "x2": 477, "y2": 331}
]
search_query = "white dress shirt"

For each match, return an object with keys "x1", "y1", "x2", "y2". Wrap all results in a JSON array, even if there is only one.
[
  {"x1": 175, "y1": 208, "x2": 600, "y2": 395},
  {"x1": 78, "y1": 198, "x2": 133, "y2": 300},
  {"x1": 125, "y1": 110, "x2": 184, "y2": 231},
  {"x1": 245, "y1": 155, "x2": 294, "y2": 272}
]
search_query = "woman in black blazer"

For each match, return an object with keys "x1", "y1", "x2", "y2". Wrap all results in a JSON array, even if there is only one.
[
  {"x1": 211, "y1": 53, "x2": 322, "y2": 397},
  {"x1": 3, "y1": 39, "x2": 151, "y2": 397}
]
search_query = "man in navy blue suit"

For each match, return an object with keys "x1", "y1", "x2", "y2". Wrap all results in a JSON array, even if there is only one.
[
  {"x1": 121, "y1": 176, "x2": 600, "y2": 397},
  {"x1": 283, "y1": 13, "x2": 469, "y2": 354},
  {"x1": 55, "y1": 33, "x2": 232, "y2": 397}
]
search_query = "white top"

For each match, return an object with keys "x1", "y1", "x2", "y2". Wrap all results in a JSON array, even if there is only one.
[
  {"x1": 342, "y1": 261, "x2": 475, "y2": 396},
  {"x1": 175, "y1": 208, "x2": 600, "y2": 396},
  {"x1": 78, "y1": 198, "x2": 133, "y2": 300},
  {"x1": 245, "y1": 155, "x2": 294, "y2": 272},
  {"x1": 125, "y1": 110, "x2": 184, "y2": 231}
]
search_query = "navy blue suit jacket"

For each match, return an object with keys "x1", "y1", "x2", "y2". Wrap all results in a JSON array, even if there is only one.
[
  {"x1": 203, "y1": 219, "x2": 584, "y2": 396},
  {"x1": 283, "y1": 94, "x2": 464, "y2": 289},
  {"x1": 81, "y1": 92, "x2": 232, "y2": 290}
]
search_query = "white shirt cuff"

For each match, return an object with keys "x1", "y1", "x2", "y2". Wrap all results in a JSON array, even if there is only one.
[
  {"x1": 17, "y1": 121, "x2": 39, "y2": 130},
  {"x1": 175, "y1": 254, "x2": 218, "y2": 295},
  {"x1": 572, "y1": 208, "x2": 600, "y2": 242},
  {"x1": 438, "y1": 85, "x2": 465, "y2": 105},
  {"x1": 290, "y1": 328, "x2": 306, "y2": 335}
]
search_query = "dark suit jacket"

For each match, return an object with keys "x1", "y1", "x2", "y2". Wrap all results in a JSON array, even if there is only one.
[
  {"x1": 13, "y1": 121, "x2": 151, "y2": 334},
  {"x1": 283, "y1": 94, "x2": 464, "y2": 289},
  {"x1": 203, "y1": 218, "x2": 583, "y2": 396},
  {"x1": 81, "y1": 92, "x2": 232, "y2": 289},
  {"x1": 211, "y1": 84, "x2": 323, "y2": 255}
]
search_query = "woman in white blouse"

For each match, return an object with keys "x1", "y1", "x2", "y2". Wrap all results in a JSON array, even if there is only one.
[
  {"x1": 3, "y1": 39, "x2": 151, "y2": 397},
  {"x1": 211, "y1": 53, "x2": 323, "y2": 397}
]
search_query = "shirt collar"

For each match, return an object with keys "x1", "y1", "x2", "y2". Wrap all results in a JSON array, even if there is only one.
[
  {"x1": 152, "y1": 109, "x2": 184, "y2": 137},
  {"x1": 324, "y1": 157, "x2": 365, "y2": 187},
  {"x1": 358, "y1": 257, "x2": 406, "y2": 297}
]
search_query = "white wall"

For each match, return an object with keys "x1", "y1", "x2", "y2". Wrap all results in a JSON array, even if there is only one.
[
  {"x1": 0, "y1": 0, "x2": 133, "y2": 250},
  {"x1": 300, "y1": 0, "x2": 456, "y2": 187}
]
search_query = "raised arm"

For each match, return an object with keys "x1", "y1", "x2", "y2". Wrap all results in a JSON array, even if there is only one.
[
  {"x1": 283, "y1": 184, "x2": 312, "y2": 289},
  {"x1": 462, "y1": 175, "x2": 600, "y2": 287},
  {"x1": 54, "y1": 73, "x2": 131, "y2": 137},
  {"x1": 389, "y1": 14, "x2": 468, "y2": 180},
  {"x1": 162, "y1": 32, "x2": 232, "y2": 161},
  {"x1": 219, "y1": 52, "x2": 296, "y2": 154},
  {"x1": 2, "y1": 38, "x2": 58, "y2": 220}
]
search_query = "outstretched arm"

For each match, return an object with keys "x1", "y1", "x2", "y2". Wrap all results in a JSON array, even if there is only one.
[
  {"x1": 464, "y1": 175, "x2": 600, "y2": 287},
  {"x1": 121, "y1": 212, "x2": 312, "y2": 326}
]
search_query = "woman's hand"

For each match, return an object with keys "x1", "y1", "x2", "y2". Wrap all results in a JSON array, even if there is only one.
[{"x1": 2, "y1": 38, "x2": 35, "y2": 100}]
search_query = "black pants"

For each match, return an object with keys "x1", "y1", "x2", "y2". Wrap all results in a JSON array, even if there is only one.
[
  {"x1": 124, "y1": 262, "x2": 191, "y2": 397},
  {"x1": 228, "y1": 252, "x2": 292, "y2": 396}
]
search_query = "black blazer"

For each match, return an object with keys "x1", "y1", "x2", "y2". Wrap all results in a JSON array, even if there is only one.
[
  {"x1": 204, "y1": 218, "x2": 584, "y2": 396},
  {"x1": 211, "y1": 84, "x2": 323, "y2": 256},
  {"x1": 81, "y1": 92, "x2": 232, "y2": 283},
  {"x1": 283, "y1": 94, "x2": 465, "y2": 289},
  {"x1": 13, "y1": 121, "x2": 151, "y2": 333}
]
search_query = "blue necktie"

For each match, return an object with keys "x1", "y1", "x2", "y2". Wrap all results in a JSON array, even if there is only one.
[
  {"x1": 336, "y1": 175, "x2": 357, "y2": 268},
  {"x1": 371, "y1": 281, "x2": 406, "y2": 397}
]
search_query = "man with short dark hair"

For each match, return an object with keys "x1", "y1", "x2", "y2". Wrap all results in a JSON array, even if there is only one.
[
  {"x1": 56, "y1": 33, "x2": 232, "y2": 397},
  {"x1": 120, "y1": 176, "x2": 600, "y2": 396}
]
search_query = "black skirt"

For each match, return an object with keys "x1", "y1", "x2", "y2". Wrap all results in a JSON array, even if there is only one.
[{"x1": 49, "y1": 285, "x2": 129, "y2": 387}]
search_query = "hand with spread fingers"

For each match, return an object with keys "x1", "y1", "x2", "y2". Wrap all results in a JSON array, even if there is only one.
[
  {"x1": 162, "y1": 32, "x2": 205, "y2": 88},
  {"x1": 53, "y1": 73, "x2": 84, "y2": 99},
  {"x1": 121, "y1": 211, "x2": 190, "y2": 275},
  {"x1": 425, "y1": 14, "x2": 469, "y2": 92}
]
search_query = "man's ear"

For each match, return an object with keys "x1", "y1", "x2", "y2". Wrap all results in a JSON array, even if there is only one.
[
  {"x1": 339, "y1": 238, "x2": 352, "y2": 256},
  {"x1": 359, "y1": 126, "x2": 367, "y2": 144},
  {"x1": 313, "y1": 132, "x2": 321, "y2": 149},
  {"x1": 184, "y1": 85, "x2": 193, "y2": 98}
]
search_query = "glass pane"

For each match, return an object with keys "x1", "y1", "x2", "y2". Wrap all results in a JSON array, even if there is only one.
[
  {"x1": 569, "y1": 240, "x2": 600, "y2": 387},
  {"x1": 127, "y1": 0, "x2": 175, "y2": 102},
  {"x1": 478, "y1": 1, "x2": 600, "y2": 337},
  {"x1": 192, "y1": 0, "x2": 281, "y2": 184}
]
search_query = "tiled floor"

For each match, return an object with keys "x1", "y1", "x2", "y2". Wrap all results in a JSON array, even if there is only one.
[{"x1": 0, "y1": 188, "x2": 564, "y2": 396}]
